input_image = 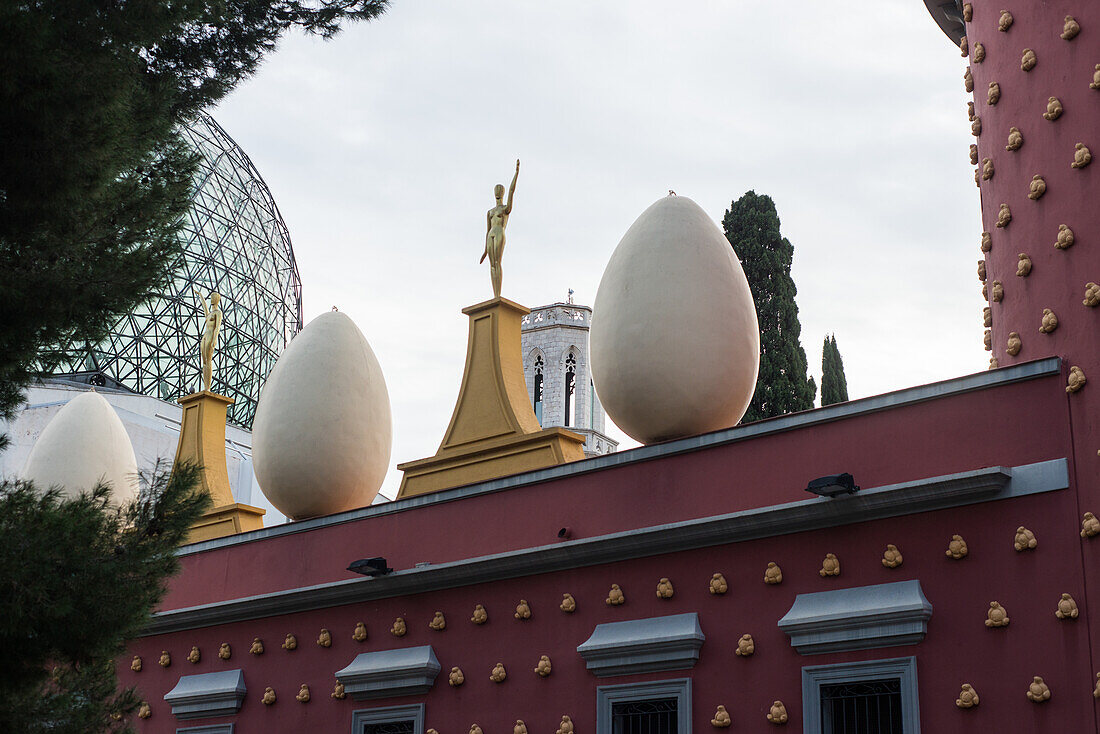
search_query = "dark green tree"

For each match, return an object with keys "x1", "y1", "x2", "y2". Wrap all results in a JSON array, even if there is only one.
[
  {"x1": 0, "y1": 0, "x2": 389, "y2": 444},
  {"x1": 0, "y1": 464, "x2": 209, "y2": 733},
  {"x1": 722, "y1": 191, "x2": 816, "y2": 422},
  {"x1": 821, "y1": 334, "x2": 849, "y2": 406}
]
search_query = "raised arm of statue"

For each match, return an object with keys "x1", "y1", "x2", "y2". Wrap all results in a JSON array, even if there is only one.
[
  {"x1": 504, "y1": 159, "x2": 519, "y2": 215},
  {"x1": 193, "y1": 287, "x2": 209, "y2": 318}
]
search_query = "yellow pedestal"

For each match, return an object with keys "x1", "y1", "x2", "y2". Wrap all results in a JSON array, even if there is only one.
[
  {"x1": 174, "y1": 391, "x2": 265, "y2": 542},
  {"x1": 397, "y1": 297, "x2": 586, "y2": 498}
]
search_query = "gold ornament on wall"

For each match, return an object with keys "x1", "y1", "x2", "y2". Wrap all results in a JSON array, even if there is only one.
[
  {"x1": 970, "y1": 144, "x2": 979, "y2": 165},
  {"x1": 250, "y1": 638, "x2": 264, "y2": 655},
  {"x1": 471, "y1": 604, "x2": 488, "y2": 624},
  {"x1": 959, "y1": 35, "x2": 969, "y2": 56},
  {"x1": 514, "y1": 599, "x2": 532, "y2": 619},
  {"x1": 992, "y1": 280, "x2": 1004, "y2": 302},
  {"x1": 987, "y1": 82, "x2": 1001, "y2": 105},
  {"x1": 984, "y1": 329, "x2": 992, "y2": 351},
  {"x1": 709, "y1": 572, "x2": 728, "y2": 594},
  {"x1": 1092, "y1": 65, "x2": 1100, "y2": 90},
  {"x1": 1055, "y1": 224, "x2": 1075, "y2": 250},
  {"x1": 218, "y1": 643, "x2": 231, "y2": 660},
  {"x1": 1043, "y1": 97, "x2": 1063, "y2": 121},
  {"x1": 656, "y1": 577, "x2": 675, "y2": 599},
  {"x1": 764, "y1": 561, "x2": 783, "y2": 585},
  {"x1": 1062, "y1": 15, "x2": 1081, "y2": 40},
  {"x1": 353, "y1": 622, "x2": 367, "y2": 642},
  {"x1": 735, "y1": 633, "x2": 756, "y2": 657},
  {"x1": 332, "y1": 682, "x2": 346, "y2": 699},
  {"x1": 974, "y1": 42, "x2": 986, "y2": 62},
  {"x1": 986, "y1": 601, "x2": 1010, "y2": 627},
  {"x1": 390, "y1": 617, "x2": 407, "y2": 637},
  {"x1": 470, "y1": 726, "x2": 484, "y2": 734},
  {"x1": 282, "y1": 633, "x2": 297, "y2": 650},
  {"x1": 1082, "y1": 512, "x2": 1100, "y2": 538},
  {"x1": 137, "y1": 702, "x2": 152, "y2": 719},
  {"x1": 262, "y1": 687, "x2": 276, "y2": 705},
  {"x1": 964, "y1": 67, "x2": 974, "y2": 92},
  {"x1": 514, "y1": 720, "x2": 528, "y2": 734},
  {"x1": 996, "y1": 203, "x2": 1012, "y2": 228},
  {"x1": 1039, "y1": 308, "x2": 1058, "y2": 334},
  {"x1": 1072, "y1": 143, "x2": 1093, "y2": 169},
  {"x1": 606, "y1": 584, "x2": 626, "y2": 605},
  {"x1": 1015, "y1": 526, "x2": 1038, "y2": 550},
  {"x1": 978, "y1": 259, "x2": 987, "y2": 281},
  {"x1": 983, "y1": 307, "x2": 992, "y2": 328},
  {"x1": 1026, "y1": 676, "x2": 1051, "y2": 702},
  {"x1": 981, "y1": 231, "x2": 992, "y2": 252},
  {"x1": 963, "y1": 2, "x2": 972, "y2": 22},
  {"x1": 998, "y1": 9, "x2": 1013, "y2": 31},
  {"x1": 131, "y1": 656, "x2": 142, "y2": 672},
  {"x1": 1028, "y1": 175, "x2": 1047, "y2": 199},
  {"x1": 981, "y1": 158, "x2": 995, "y2": 180},
  {"x1": 449, "y1": 666, "x2": 465, "y2": 687},
  {"x1": 296, "y1": 684, "x2": 310, "y2": 703},
  {"x1": 1084, "y1": 283, "x2": 1100, "y2": 307},
  {"x1": 1006, "y1": 126, "x2": 1023, "y2": 151},
  {"x1": 974, "y1": 169, "x2": 980, "y2": 187},
  {"x1": 1021, "y1": 48, "x2": 1036, "y2": 71},
  {"x1": 1016, "y1": 253, "x2": 1032, "y2": 277},
  {"x1": 560, "y1": 593, "x2": 577, "y2": 612},
  {"x1": 1056, "y1": 592, "x2": 1079, "y2": 619},
  {"x1": 557, "y1": 715, "x2": 575, "y2": 734},
  {"x1": 534, "y1": 654, "x2": 552, "y2": 677},
  {"x1": 989, "y1": 356, "x2": 999, "y2": 369},
  {"x1": 429, "y1": 611, "x2": 447, "y2": 631},
  {"x1": 968, "y1": 101, "x2": 976, "y2": 121},
  {"x1": 1068, "y1": 366, "x2": 1087, "y2": 393},
  {"x1": 767, "y1": 701, "x2": 789, "y2": 725},
  {"x1": 882, "y1": 544, "x2": 903, "y2": 568},
  {"x1": 971, "y1": 117, "x2": 982, "y2": 136},
  {"x1": 820, "y1": 553, "x2": 841, "y2": 577},
  {"x1": 187, "y1": 646, "x2": 201, "y2": 664},
  {"x1": 982, "y1": 283, "x2": 987, "y2": 300},
  {"x1": 711, "y1": 704, "x2": 732, "y2": 727},
  {"x1": 956, "y1": 683, "x2": 980, "y2": 708},
  {"x1": 1006, "y1": 332, "x2": 1022, "y2": 356},
  {"x1": 490, "y1": 662, "x2": 507, "y2": 683},
  {"x1": 317, "y1": 628, "x2": 332, "y2": 647},
  {"x1": 946, "y1": 534, "x2": 969, "y2": 559}
]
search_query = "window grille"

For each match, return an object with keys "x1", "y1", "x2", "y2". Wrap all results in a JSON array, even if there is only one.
[
  {"x1": 820, "y1": 678, "x2": 903, "y2": 734},
  {"x1": 363, "y1": 722, "x2": 414, "y2": 734},
  {"x1": 611, "y1": 696, "x2": 678, "y2": 734}
]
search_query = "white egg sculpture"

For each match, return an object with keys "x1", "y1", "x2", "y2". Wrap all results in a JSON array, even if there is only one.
[
  {"x1": 252, "y1": 311, "x2": 392, "y2": 520},
  {"x1": 22, "y1": 390, "x2": 139, "y2": 504},
  {"x1": 590, "y1": 195, "x2": 760, "y2": 443}
]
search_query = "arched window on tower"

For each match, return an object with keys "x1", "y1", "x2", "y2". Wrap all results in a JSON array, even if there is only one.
[
  {"x1": 564, "y1": 352, "x2": 577, "y2": 427},
  {"x1": 533, "y1": 355, "x2": 544, "y2": 424}
]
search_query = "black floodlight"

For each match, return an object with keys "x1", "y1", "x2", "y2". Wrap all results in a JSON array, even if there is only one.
[
  {"x1": 348, "y1": 557, "x2": 393, "y2": 577},
  {"x1": 805, "y1": 473, "x2": 860, "y2": 498}
]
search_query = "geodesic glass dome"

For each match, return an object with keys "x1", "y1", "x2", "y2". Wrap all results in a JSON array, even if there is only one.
[{"x1": 47, "y1": 112, "x2": 303, "y2": 428}]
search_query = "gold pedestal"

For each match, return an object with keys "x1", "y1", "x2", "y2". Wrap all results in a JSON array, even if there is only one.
[
  {"x1": 397, "y1": 297, "x2": 585, "y2": 498},
  {"x1": 174, "y1": 391, "x2": 265, "y2": 542}
]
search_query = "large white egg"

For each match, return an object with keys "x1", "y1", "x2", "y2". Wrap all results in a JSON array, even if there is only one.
[
  {"x1": 252, "y1": 311, "x2": 392, "y2": 520},
  {"x1": 22, "y1": 390, "x2": 139, "y2": 504},
  {"x1": 590, "y1": 195, "x2": 760, "y2": 443}
]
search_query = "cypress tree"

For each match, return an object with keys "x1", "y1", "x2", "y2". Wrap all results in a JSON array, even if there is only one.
[
  {"x1": 723, "y1": 191, "x2": 816, "y2": 422},
  {"x1": 821, "y1": 334, "x2": 849, "y2": 406}
]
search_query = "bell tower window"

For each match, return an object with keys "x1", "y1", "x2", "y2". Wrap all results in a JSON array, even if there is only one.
[
  {"x1": 564, "y1": 352, "x2": 577, "y2": 427},
  {"x1": 533, "y1": 355, "x2": 544, "y2": 424}
]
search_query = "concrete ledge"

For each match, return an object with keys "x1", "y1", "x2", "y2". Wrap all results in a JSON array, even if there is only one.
[
  {"x1": 578, "y1": 613, "x2": 704, "y2": 677},
  {"x1": 778, "y1": 580, "x2": 932, "y2": 655},
  {"x1": 335, "y1": 646, "x2": 440, "y2": 700},
  {"x1": 163, "y1": 669, "x2": 245, "y2": 720}
]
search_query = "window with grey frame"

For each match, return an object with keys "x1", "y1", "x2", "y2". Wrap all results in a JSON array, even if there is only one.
[
  {"x1": 351, "y1": 703, "x2": 423, "y2": 734},
  {"x1": 802, "y1": 657, "x2": 919, "y2": 734},
  {"x1": 597, "y1": 679, "x2": 691, "y2": 734}
]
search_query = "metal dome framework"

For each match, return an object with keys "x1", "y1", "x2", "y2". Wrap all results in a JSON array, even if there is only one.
[{"x1": 48, "y1": 113, "x2": 303, "y2": 427}]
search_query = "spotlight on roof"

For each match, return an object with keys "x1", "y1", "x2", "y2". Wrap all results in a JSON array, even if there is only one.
[
  {"x1": 805, "y1": 473, "x2": 859, "y2": 498},
  {"x1": 348, "y1": 557, "x2": 393, "y2": 577}
]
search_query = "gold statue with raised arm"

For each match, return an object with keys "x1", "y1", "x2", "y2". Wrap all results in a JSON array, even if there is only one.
[
  {"x1": 194, "y1": 288, "x2": 223, "y2": 391},
  {"x1": 480, "y1": 159, "x2": 520, "y2": 298}
]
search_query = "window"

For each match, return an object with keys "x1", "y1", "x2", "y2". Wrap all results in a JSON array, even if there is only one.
[
  {"x1": 802, "y1": 657, "x2": 918, "y2": 734},
  {"x1": 597, "y1": 679, "x2": 690, "y2": 734},
  {"x1": 533, "y1": 355, "x2": 544, "y2": 424},
  {"x1": 351, "y1": 704, "x2": 424, "y2": 734},
  {"x1": 564, "y1": 352, "x2": 577, "y2": 426}
]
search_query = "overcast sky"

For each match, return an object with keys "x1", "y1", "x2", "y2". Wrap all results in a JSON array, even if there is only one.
[{"x1": 212, "y1": 1, "x2": 984, "y2": 499}]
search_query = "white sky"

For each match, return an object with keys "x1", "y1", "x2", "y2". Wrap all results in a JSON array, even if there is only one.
[{"x1": 212, "y1": 1, "x2": 986, "y2": 499}]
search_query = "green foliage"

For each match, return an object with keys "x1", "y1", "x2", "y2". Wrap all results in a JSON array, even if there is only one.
[
  {"x1": 0, "y1": 463, "x2": 209, "y2": 733},
  {"x1": 723, "y1": 191, "x2": 816, "y2": 422},
  {"x1": 821, "y1": 334, "x2": 849, "y2": 406},
  {"x1": 0, "y1": 0, "x2": 390, "y2": 435}
]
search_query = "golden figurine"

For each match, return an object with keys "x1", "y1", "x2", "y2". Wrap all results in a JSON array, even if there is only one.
[
  {"x1": 282, "y1": 633, "x2": 297, "y2": 650},
  {"x1": 983, "y1": 329, "x2": 992, "y2": 351},
  {"x1": 218, "y1": 642, "x2": 232, "y2": 660},
  {"x1": 998, "y1": 9, "x2": 1013, "y2": 31},
  {"x1": 1006, "y1": 332, "x2": 1022, "y2": 356},
  {"x1": 981, "y1": 157, "x2": 994, "y2": 180},
  {"x1": 1043, "y1": 97, "x2": 1063, "y2": 121},
  {"x1": 138, "y1": 702, "x2": 152, "y2": 719},
  {"x1": 959, "y1": 35, "x2": 968, "y2": 57},
  {"x1": 969, "y1": 144, "x2": 978, "y2": 165},
  {"x1": 978, "y1": 259, "x2": 987, "y2": 281},
  {"x1": 514, "y1": 599, "x2": 532, "y2": 619},
  {"x1": 1082, "y1": 512, "x2": 1100, "y2": 538},
  {"x1": 514, "y1": 720, "x2": 528, "y2": 734},
  {"x1": 709, "y1": 572, "x2": 728, "y2": 595},
  {"x1": 973, "y1": 169, "x2": 980, "y2": 187},
  {"x1": 1062, "y1": 15, "x2": 1081, "y2": 40},
  {"x1": 963, "y1": 2, "x2": 972, "y2": 22},
  {"x1": 1021, "y1": 48, "x2": 1036, "y2": 71},
  {"x1": 557, "y1": 715, "x2": 575, "y2": 734},
  {"x1": 390, "y1": 617, "x2": 407, "y2": 637},
  {"x1": 429, "y1": 611, "x2": 447, "y2": 631},
  {"x1": 560, "y1": 593, "x2": 577, "y2": 612},
  {"x1": 996, "y1": 203, "x2": 1012, "y2": 228},
  {"x1": 131, "y1": 655, "x2": 142, "y2": 672},
  {"x1": 735, "y1": 633, "x2": 756, "y2": 657},
  {"x1": 656, "y1": 577, "x2": 675, "y2": 599},
  {"x1": 882, "y1": 544, "x2": 903, "y2": 568},
  {"x1": 1068, "y1": 366, "x2": 1087, "y2": 393},
  {"x1": 317, "y1": 628, "x2": 332, "y2": 648},
  {"x1": 534, "y1": 655, "x2": 552, "y2": 677},
  {"x1": 490, "y1": 662, "x2": 507, "y2": 683},
  {"x1": 471, "y1": 604, "x2": 488, "y2": 624},
  {"x1": 764, "y1": 562, "x2": 783, "y2": 585},
  {"x1": 946, "y1": 534, "x2": 969, "y2": 559},
  {"x1": 956, "y1": 683, "x2": 980, "y2": 708},
  {"x1": 187, "y1": 646, "x2": 201, "y2": 664},
  {"x1": 981, "y1": 231, "x2": 992, "y2": 252},
  {"x1": 964, "y1": 67, "x2": 974, "y2": 92},
  {"x1": 1039, "y1": 308, "x2": 1058, "y2": 334},
  {"x1": 711, "y1": 704, "x2": 732, "y2": 727},
  {"x1": 1092, "y1": 64, "x2": 1100, "y2": 90},
  {"x1": 262, "y1": 687, "x2": 277, "y2": 705},
  {"x1": 971, "y1": 116, "x2": 982, "y2": 137},
  {"x1": 1015, "y1": 525, "x2": 1038, "y2": 550},
  {"x1": 1026, "y1": 676, "x2": 1051, "y2": 702},
  {"x1": 982, "y1": 283, "x2": 987, "y2": 300},
  {"x1": 1006, "y1": 126, "x2": 1023, "y2": 151},
  {"x1": 606, "y1": 584, "x2": 626, "y2": 605},
  {"x1": 250, "y1": 638, "x2": 264, "y2": 655},
  {"x1": 193, "y1": 288, "x2": 223, "y2": 392},
  {"x1": 470, "y1": 726, "x2": 484, "y2": 734},
  {"x1": 353, "y1": 621, "x2": 367, "y2": 642},
  {"x1": 820, "y1": 553, "x2": 841, "y2": 577},
  {"x1": 989, "y1": 356, "x2": 999, "y2": 370},
  {"x1": 967, "y1": 101, "x2": 976, "y2": 121},
  {"x1": 332, "y1": 682, "x2": 346, "y2": 699},
  {"x1": 1095, "y1": 673, "x2": 1100, "y2": 699},
  {"x1": 983, "y1": 307, "x2": 992, "y2": 328},
  {"x1": 296, "y1": 684, "x2": 310, "y2": 703},
  {"x1": 992, "y1": 280, "x2": 1004, "y2": 302},
  {"x1": 987, "y1": 81, "x2": 1001, "y2": 105},
  {"x1": 973, "y1": 42, "x2": 985, "y2": 63},
  {"x1": 986, "y1": 601, "x2": 1010, "y2": 627},
  {"x1": 1016, "y1": 253, "x2": 1032, "y2": 277},
  {"x1": 1028, "y1": 175, "x2": 1047, "y2": 199},
  {"x1": 1072, "y1": 143, "x2": 1093, "y2": 169},
  {"x1": 767, "y1": 701, "x2": 789, "y2": 724},
  {"x1": 1055, "y1": 224, "x2": 1075, "y2": 250},
  {"x1": 1056, "y1": 592, "x2": 1079, "y2": 619},
  {"x1": 1084, "y1": 283, "x2": 1100, "y2": 307},
  {"x1": 449, "y1": 666, "x2": 465, "y2": 687},
  {"x1": 480, "y1": 159, "x2": 520, "y2": 298}
]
